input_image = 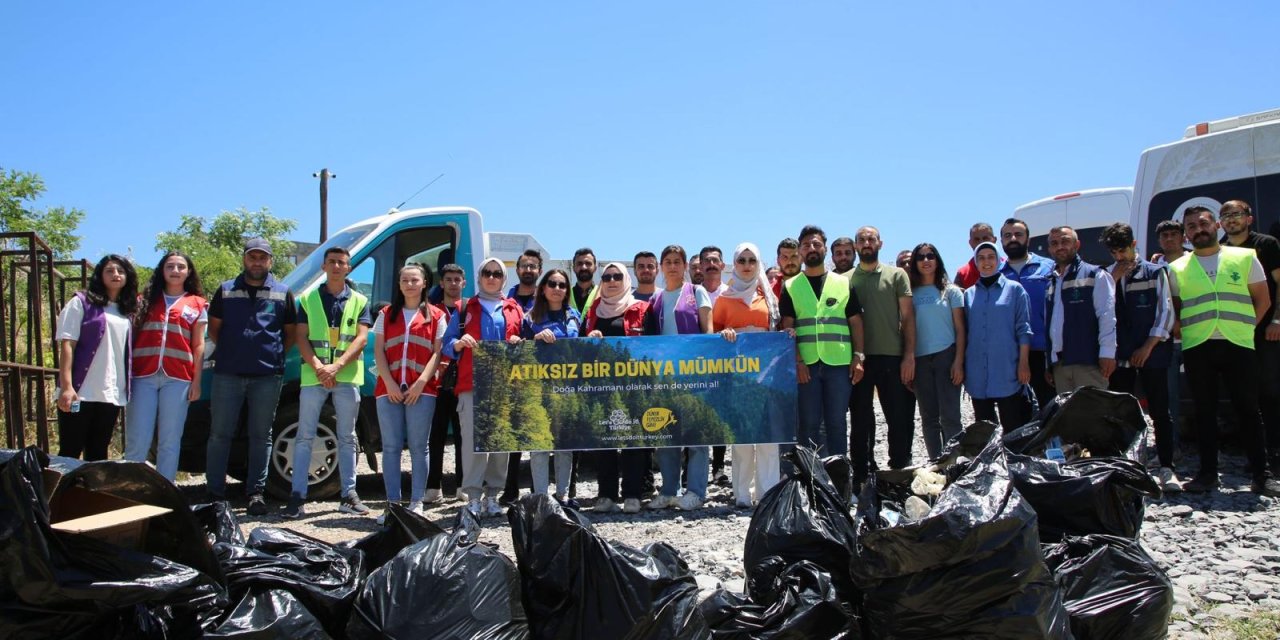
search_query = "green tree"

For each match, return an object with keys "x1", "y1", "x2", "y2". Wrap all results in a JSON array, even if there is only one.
[
  {"x1": 0, "y1": 168, "x2": 86, "y2": 259},
  {"x1": 153, "y1": 207, "x2": 296, "y2": 287}
]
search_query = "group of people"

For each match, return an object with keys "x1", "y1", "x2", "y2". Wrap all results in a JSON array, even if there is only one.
[{"x1": 53, "y1": 201, "x2": 1280, "y2": 527}]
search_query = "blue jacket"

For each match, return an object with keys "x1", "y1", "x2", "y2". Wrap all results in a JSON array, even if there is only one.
[
  {"x1": 1000, "y1": 253, "x2": 1055, "y2": 351},
  {"x1": 522, "y1": 307, "x2": 582, "y2": 340},
  {"x1": 507, "y1": 285, "x2": 536, "y2": 313},
  {"x1": 213, "y1": 274, "x2": 292, "y2": 376},
  {"x1": 1112, "y1": 260, "x2": 1174, "y2": 368},
  {"x1": 1045, "y1": 255, "x2": 1117, "y2": 366},
  {"x1": 964, "y1": 275, "x2": 1032, "y2": 399}
]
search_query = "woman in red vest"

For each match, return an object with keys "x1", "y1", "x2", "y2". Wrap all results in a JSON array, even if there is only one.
[
  {"x1": 374, "y1": 264, "x2": 446, "y2": 521},
  {"x1": 124, "y1": 251, "x2": 206, "y2": 478}
]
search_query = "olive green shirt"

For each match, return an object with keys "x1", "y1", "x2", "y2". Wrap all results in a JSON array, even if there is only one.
[{"x1": 850, "y1": 262, "x2": 912, "y2": 356}]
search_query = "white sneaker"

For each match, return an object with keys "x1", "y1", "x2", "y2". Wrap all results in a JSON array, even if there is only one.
[
  {"x1": 623, "y1": 498, "x2": 641, "y2": 513},
  {"x1": 408, "y1": 500, "x2": 425, "y2": 514},
  {"x1": 677, "y1": 492, "x2": 704, "y2": 511},
  {"x1": 467, "y1": 499, "x2": 482, "y2": 517},
  {"x1": 1157, "y1": 467, "x2": 1183, "y2": 493},
  {"x1": 735, "y1": 498, "x2": 754, "y2": 509},
  {"x1": 483, "y1": 496, "x2": 504, "y2": 517},
  {"x1": 647, "y1": 494, "x2": 678, "y2": 510},
  {"x1": 423, "y1": 489, "x2": 443, "y2": 505},
  {"x1": 376, "y1": 509, "x2": 391, "y2": 525},
  {"x1": 455, "y1": 489, "x2": 467, "y2": 502},
  {"x1": 593, "y1": 497, "x2": 619, "y2": 513}
]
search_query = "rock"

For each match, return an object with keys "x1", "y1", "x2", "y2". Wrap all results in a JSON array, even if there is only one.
[
  {"x1": 724, "y1": 578, "x2": 745, "y2": 594},
  {"x1": 694, "y1": 574, "x2": 722, "y2": 593},
  {"x1": 1202, "y1": 591, "x2": 1233, "y2": 604},
  {"x1": 1168, "y1": 505, "x2": 1194, "y2": 517}
]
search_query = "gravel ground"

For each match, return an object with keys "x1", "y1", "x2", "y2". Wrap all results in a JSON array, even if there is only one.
[{"x1": 179, "y1": 398, "x2": 1280, "y2": 639}]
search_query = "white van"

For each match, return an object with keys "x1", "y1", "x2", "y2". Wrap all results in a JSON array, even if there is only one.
[
  {"x1": 1132, "y1": 107, "x2": 1280, "y2": 256},
  {"x1": 1013, "y1": 187, "x2": 1134, "y2": 266}
]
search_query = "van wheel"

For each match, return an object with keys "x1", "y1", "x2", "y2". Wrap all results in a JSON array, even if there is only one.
[{"x1": 266, "y1": 403, "x2": 342, "y2": 501}]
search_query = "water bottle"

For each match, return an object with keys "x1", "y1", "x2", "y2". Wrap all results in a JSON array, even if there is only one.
[
  {"x1": 70, "y1": 399, "x2": 81, "y2": 413},
  {"x1": 1045, "y1": 436, "x2": 1066, "y2": 463}
]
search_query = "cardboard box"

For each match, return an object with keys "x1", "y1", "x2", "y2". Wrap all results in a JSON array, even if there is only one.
[{"x1": 48, "y1": 483, "x2": 173, "y2": 550}]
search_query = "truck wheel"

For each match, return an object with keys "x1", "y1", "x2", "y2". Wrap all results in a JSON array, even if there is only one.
[{"x1": 266, "y1": 403, "x2": 342, "y2": 501}]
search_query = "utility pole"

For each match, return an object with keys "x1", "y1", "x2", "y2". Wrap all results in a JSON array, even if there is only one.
[{"x1": 312, "y1": 168, "x2": 336, "y2": 243}]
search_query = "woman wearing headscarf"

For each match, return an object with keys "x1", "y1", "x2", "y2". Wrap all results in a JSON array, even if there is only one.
[
  {"x1": 713, "y1": 242, "x2": 782, "y2": 508},
  {"x1": 963, "y1": 242, "x2": 1034, "y2": 429},
  {"x1": 585, "y1": 262, "x2": 650, "y2": 513},
  {"x1": 440, "y1": 257, "x2": 525, "y2": 517},
  {"x1": 523, "y1": 268, "x2": 583, "y2": 501}
]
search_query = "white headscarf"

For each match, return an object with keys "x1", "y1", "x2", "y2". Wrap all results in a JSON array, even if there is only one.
[
  {"x1": 721, "y1": 242, "x2": 779, "y2": 329},
  {"x1": 593, "y1": 262, "x2": 637, "y2": 319},
  {"x1": 475, "y1": 257, "x2": 506, "y2": 302}
]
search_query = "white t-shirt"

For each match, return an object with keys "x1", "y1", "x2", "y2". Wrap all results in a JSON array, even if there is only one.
[{"x1": 57, "y1": 296, "x2": 131, "y2": 406}]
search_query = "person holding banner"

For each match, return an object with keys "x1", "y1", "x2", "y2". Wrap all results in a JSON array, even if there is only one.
[
  {"x1": 585, "y1": 262, "x2": 651, "y2": 513},
  {"x1": 714, "y1": 242, "x2": 782, "y2": 508},
  {"x1": 644, "y1": 245, "x2": 715, "y2": 511},
  {"x1": 441, "y1": 257, "x2": 525, "y2": 517},
  {"x1": 373, "y1": 264, "x2": 446, "y2": 522},
  {"x1": 523, "y1": 268, "x2": 583, "y2": 503}
]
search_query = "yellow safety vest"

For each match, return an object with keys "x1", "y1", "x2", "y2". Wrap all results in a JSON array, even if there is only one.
[
  {"x1": 786, "y1": 272, "x2": 852, "y2": 365},
  {"x1": 301, "y1": 286, "x2": 368, "y2": 386},
  {"x1": 1169, "y1": 246, "x2": 1256, "y2": 350}
]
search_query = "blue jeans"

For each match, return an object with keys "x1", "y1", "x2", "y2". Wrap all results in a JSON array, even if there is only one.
[
  {"x1": 796, "y1": 361, "x2": 852, "y2": 456},
  {"x1": 207, "y1": 373, "x2": 282, "y2": 497},
  {"x1": 125, "y1": 373, "x2": 193, "y2": 481},
  {"x1": 376, "y1": 395, "x2": 435, "y2": 502},
  {"x1": 657, "y1": 446, "x2": 708, "y2": 498},
  {"x1": 293, "y1": 383, "x2": 360, "y2": 499}
]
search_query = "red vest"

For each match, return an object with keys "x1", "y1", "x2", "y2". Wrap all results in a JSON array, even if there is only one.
[
  {"x1": 132, "y1": 293, "x2": 207, "y2": 381},
  {"x1": 585, "y1": 299, "x2": 647, "y2": 336},
  {"x1": 454, "y1": 297, "x2": 524, "y2": 394},
  {"x1": 375, "y1": 304, "x2": 445, "y2": 398}
]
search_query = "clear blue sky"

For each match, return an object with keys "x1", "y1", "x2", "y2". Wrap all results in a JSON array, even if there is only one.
[{"x1": 5, "y1": 3, "x2": 1280, "y2": 273}]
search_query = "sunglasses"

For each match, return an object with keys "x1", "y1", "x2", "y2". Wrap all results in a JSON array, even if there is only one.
[
  {"x1": 915, "y1": 253, "x2": 937, "y2": 261},
  {"x1": 600, "y1": 273, "x2": 625, "y2": 282},
  {"x1": 480, "y1": 269, "x2": 504, "y2": 279},
  {"x1": 736, "y1": 257, "x2": 758, "y2": 265},
  {"x1": 545, "y1": 281, "x2": 569, "y2": 290}
]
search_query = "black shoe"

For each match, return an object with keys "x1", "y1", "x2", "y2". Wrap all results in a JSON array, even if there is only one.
[
  {"x1": 714, "y1": 472, "x2": 731, "y2": 487},
  {"x1": 563, "y1": 498, "x2": 581, "y2": 510},
  {"x1": 284, "y1": 494, "x2": 306, "y2": 519},
  {"x1": 1182, "y1": 473, "x2": 1220, "y2": 493},
  {"x1": 498, "y1": 492, "x2": 517, "y2": 507},
  {"x1": 339, "y1": 491, "x2": 371, "y2": 516},
  {"x1": 1250, "y1": 476, "x2": 1280, "y2": 497},
  {"x1": 247, "y1": 494, "x2": 268, "y2": 516}
]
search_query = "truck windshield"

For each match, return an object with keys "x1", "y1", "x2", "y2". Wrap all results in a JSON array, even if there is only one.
[{"x1": 281, "y1": 223, "x2": 378, "y2": 292}]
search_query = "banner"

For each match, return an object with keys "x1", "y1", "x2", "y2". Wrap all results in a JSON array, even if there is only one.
[{"x1": 471, "y1": 332, "x2": 798, "y2": 452}]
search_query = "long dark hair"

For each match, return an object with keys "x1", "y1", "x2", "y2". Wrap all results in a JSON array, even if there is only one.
[
  {"x1": 142, "y1": 251, "x2": 202, "y2": 316},
  {"x1": 530, "y1": 269, "x2": 571, "y2": 324},
  {"x1": 908, "y1": 242, "x2": 950, "y2": 291},
  {"x1": 85, "y1": 254, "x2": 140, "y2": 317},
  {"x1": 388, "y1": 263, "x2": 433, "y2": 325}
]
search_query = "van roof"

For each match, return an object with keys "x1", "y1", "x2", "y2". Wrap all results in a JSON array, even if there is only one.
[
  {"x1": 1014, "y1": 187, "x2": 1134, "y2": 211},
  {"x1": 1182, "y1": 107, "x2": 1280, "y2": 139}
]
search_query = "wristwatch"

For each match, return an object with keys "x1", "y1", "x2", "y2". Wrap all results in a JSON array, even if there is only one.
[{"x1": 853, "y1": 351, "x2": 866, "y2": 363}]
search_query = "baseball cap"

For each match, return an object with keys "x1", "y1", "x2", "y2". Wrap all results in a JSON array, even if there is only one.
[{"x1": 243, "y1": 238, "x2": 273, "y2": 256}]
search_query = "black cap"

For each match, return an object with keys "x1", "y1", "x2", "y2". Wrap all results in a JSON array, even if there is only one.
[{"x1": 243, "y1": 238, "x2": 273, "y2": 256}]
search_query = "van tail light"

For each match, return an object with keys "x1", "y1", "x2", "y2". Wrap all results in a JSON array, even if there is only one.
[
  {"x1": 1052, "y1": 192, "x2": 1081, "y2": 200},
  {"x1": 1195, "y1": 122, "x2": 1209, "y2": 136}
]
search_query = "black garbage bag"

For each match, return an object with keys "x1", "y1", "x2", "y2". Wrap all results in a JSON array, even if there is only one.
[
  {"x1": 699, "y1": 560, "x2": 855, "y2": 639},
  {"x1": 1006, "y1": 455, "x2": 1161, "y2": 542},
  {"x1": 213, "y1": 527, "x2": 363, "y2": 638},
  {"x1": 347, "y1": 508, "x2": 529, "y2": 639},
  {"x1": 822, "y1": 454, "x2": 856, "y2": 505},
  {"x1": 0, "y1": 447, "x2": 222, "y2": 639},
  {"x1": 192, "y1": 501, "x2": 247, "y2": 546},
  {"x1": 204, "y1": 588, "x2": 331, "y2": 639},
  {"x1": 852, "y1": 424, "x2": 1073, "y2": 639},
  {"x1": 1043, "y1": 535, "x2": 1173, "y2": 640},
  {"x1": 1005, "y1": 387, "x2": 1147, "y2": 460},
  {"x1": 744, "y1": 447, "x2": 860, "y2": 609},
  {"x1": 341, "y1": 501, "x2": 447, "y2": 573},
  {"x1": 509, "y1": 493, "x2": 708, "y2": 640}
]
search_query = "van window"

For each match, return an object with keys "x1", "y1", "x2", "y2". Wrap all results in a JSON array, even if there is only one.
[
  {"x1": 282, "y1": 223, "x2": 378, "y2": 292},
  {"x1": 1028, "y1": 228, "x2": 1112, "y2": 267},
  {"x1": 1142, "y1": 177, "x2": 1258, "y2": 256},
  {"x1": 350, "y1": 225, "x2": 456, "y2": 306}
]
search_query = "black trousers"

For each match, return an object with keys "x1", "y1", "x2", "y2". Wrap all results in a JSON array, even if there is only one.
[
  {"x1": 595, "y1": 449, "x2": 648, "y2": 501},
  {"x1": 851, "y1": 355, "x2": 914, "y2": 478},
  {"x1": 57, "y1": 401, "x2": 120, "y2": 461},
  {"x1": 1109, "y1": 364, "x2": 1175, "y2": 468},
  {"x1": 1255, "y1": 337, "x2": 1280, "y2": 465},
  {"x1": 1183, "y1": 340, "x2": 1268, "y2": 478},
  {"x1": 972, "y1": 392, "x2": 1031, "y2": 432},
  {"x1": 503, "y1": 453, "x2": 526, "y2": 498},
  {"x1": 428, "y1": 390, "x2": 464, "y2": 490},
  {"x1": 1028, "y1": 350, "x2": 1056, "y2": 410},
  {"x1": 712, "y1": 446, "x2": 726, "y2": 474}
]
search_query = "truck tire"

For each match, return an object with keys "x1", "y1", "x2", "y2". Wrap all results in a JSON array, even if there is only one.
[{"x1": 266, "y1": 402, "x2": 342, "y2": 501}]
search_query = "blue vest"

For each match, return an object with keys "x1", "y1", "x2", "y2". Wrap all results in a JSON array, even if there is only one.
[
  {"x1": 1000, "y1": 253, "x2": 1055, "y2": 350},
  {"x1": 214, "y1": 274, "x2": 292, "y2": 376},
  {"x1": 1045, "y1": 256, "x2": 1103, "y2": 366},
  {"x1": 1114, "y1": 260, "x2": 1172, "y2": 368}
]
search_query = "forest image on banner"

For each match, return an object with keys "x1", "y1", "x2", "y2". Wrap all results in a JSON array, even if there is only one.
[{"x1": 470, "y1": 333, "x2": 798, "y2": 452}]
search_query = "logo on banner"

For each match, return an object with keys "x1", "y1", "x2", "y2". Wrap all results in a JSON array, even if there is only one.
[
  {"x1": 602, "y1": 409, "x2": 639, "y2": 432},
  {"x1": 642, "y1": 407, "x2": 677, "y2": 432}
]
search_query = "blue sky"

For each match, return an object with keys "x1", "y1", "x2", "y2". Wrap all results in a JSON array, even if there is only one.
[{"x1": 5, "y1": 3, "x2": 1280, "y2": 274}]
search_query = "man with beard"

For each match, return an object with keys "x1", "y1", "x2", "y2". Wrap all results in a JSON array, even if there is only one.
[
  {"x1": 633, "y1": 251, "x2": 659, "y2": 301},
  {"x1": 206, "y1": 239, "x2": 297, "y2": 513},
  {"x1": 831, "y1": 237, "x2": 856, "y2": 274},
  {"x1": 570, "y1": 247, "x2": 599, "y2": 316},
  {"x1": 698, "y1": 245, "x2": 731, "y2": 484},
  {"x1": 849, "y1": 226, "x2": 916, "y2": 478},
  {"x1": 999, "y1": 217, "x2": 1057, "y2": 408},
  {"x1": 955, "y1": 223, "x2": 998, "y2": 289},
  {"x1": 500, "y1": 249, "x2": 544, "y2": 505},
  {"x1": 1220, "y1": 200, "x2": 1280, "y2": 478},
  {"x1": 689, "y1": 255, "x2": 705, "y2": 287},
  {"x1": 1044, "y1": 226, "x2": 1117, "y2": 395},
  {"x1": 1168, "y1": 205, "x2": 1278, "y2": 496},
  {"x1": 779, "y1": 225, "x2": 865, "y2": 463},
  {"x1": 773, "y1": 237, "x2": 801, "y2": 298}
]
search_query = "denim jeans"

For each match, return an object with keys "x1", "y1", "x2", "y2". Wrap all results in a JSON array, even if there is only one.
[
  {"x1": 125, "y1": 373, "x2": 193, "y2": 481},
  {"x1": 292, "y1": 383, "x2": 360, "y2": 499},
  {"x1": 657, "y1": 446, "x2": 708, "y2": 498},
  {"x1": 530, "y1": 451, "x2": 573, "y2": 496},
  {"x1": 914, "y1": 345, "x2": 962, "y2": 459},
  {"x1": 207, "y1": 373, "x2": 282, "y2": 498},
  {"x1": 796, "y1": 361, "x2": 852, "y2": 456},
  {"x1": 376, "y1": 394, "x2": 435, "y2": 502},
  {"x1": 458, "y1": 391, "x2": 508, "y2": 500}
]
